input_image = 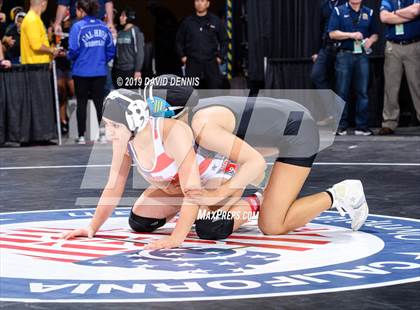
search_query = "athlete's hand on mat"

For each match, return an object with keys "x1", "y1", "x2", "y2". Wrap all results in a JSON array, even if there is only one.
[
  {"x1": 62, "y1": 226, "x2": 96, "y2": 240},
  {"x1": 144, "y1": 237, "x2": 182, "y2": 250}
]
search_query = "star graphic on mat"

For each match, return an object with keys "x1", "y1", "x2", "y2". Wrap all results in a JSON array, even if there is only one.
[
  {"x1": 177, "y1": 262, "x2": 196, "y2": 267},
  {"x1": 165, "y1": 252, "x2": 183, "y2": 257},
  {"x1": 137, "y1": 264, "x2": 156, "y2": 269},
  {"x1": 216, "y1": 261, "x2": 237, "y2": 266},
  {"x1": 189, "y1": 269, "x2": 210, "y2": 274},
  {"x1": 229, "y1": 268, "x2": 249, "y2": 273},
  {"x1": 126, "y1": 253, "x2": 141, "y2": 258},
  {"x1": 89, "y1": 260, "x2": 110, "y2": 265},
  {"x1": 205, "y1": 251, "x2": 222, "y2": 255},
  {"x1": 247, "y1": 254, "x2": 268, "y2": 259}
]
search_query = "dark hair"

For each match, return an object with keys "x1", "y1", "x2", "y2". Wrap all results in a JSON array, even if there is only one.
[
  {"x1": 150, "y1": 75, "x2": 199, "y2": 118},
  {"x1": 122, "y1": 6, "x2": 136, "y2": 23},
  {"x1": 77, "y1": 0, "x2": 99, "y2": 17}
]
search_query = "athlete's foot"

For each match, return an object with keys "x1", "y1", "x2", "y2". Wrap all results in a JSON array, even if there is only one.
[{"x1": 327, "y1": 180, "x2": 369, "y2": 231}]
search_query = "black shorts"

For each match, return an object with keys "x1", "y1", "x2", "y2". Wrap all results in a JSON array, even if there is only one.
[{"x1": 275, "y1": 111, "x2": 319, "y2": 168}]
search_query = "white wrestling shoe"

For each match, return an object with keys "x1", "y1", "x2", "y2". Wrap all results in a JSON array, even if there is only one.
[{"x1": 327, "y1": 180, "x2": 369, "y2": 231}]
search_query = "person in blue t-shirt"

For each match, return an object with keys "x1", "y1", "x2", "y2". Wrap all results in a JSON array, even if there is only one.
[
  {"x1": 328, "y1": 0, "x2": 379, "y2": 136},
  {"x1": 378, "y1": 0, "x2": 420, "y2": 135},
  {"x1": 68, "y1": 0, "x2": 115, "y2": 144}
]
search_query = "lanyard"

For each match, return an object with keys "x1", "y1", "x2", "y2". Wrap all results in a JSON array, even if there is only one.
[{"x1": 329, "y1": 0, "x2": 339, "y2": 10}]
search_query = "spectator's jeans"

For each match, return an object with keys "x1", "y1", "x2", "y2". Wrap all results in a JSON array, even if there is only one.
[
  {"x1": 311, "y1": 47, "x2": 337, "y2": 90},
  {"x1": 335, "y1": 51, "x2": 370, "y2": 130}
]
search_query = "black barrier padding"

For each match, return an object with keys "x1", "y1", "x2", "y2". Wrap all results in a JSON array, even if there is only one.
[
  {"x1": 0, "y1": 64, "x2": 57, "y2": 143},
  {"x1": 0, "y1": 71, "x2": 6, "y2": 145}
]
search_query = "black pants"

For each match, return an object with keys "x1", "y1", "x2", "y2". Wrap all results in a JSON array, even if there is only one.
[
  {"x1": 73, "y1": 76, "x2": 106, "y2": 137},
  {"x1": 186, "y1": 58, "x2": 223, "y2": 89}
]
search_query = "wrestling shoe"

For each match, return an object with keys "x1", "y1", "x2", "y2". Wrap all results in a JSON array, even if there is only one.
[{"x1": 327, "y1": 180, "x2": 369, "y2": 231}]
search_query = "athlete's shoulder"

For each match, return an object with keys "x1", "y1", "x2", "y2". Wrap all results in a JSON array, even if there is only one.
[{"x1": 163, "y1": 118, "x2": 193, "y2": 137}]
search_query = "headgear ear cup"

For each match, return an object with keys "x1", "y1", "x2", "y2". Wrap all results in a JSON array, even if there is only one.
[{"x1": 125, "y1": 100, "x2": 150, "y2": 132}]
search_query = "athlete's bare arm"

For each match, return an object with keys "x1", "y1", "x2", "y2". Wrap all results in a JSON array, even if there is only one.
[
  {"x1": 63, "y1": 141, "x2": 132, "y2": 239},
  {"x1": 191, "y1": 109, "x2": 266, "y2": 205},
  {"x1": 144, "y1": 120, "x2": 202, "y2": 249}
]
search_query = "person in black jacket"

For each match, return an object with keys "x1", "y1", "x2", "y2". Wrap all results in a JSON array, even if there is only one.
[{"x1": 176, "y1": 0, "x2": 227, "y2": 89}]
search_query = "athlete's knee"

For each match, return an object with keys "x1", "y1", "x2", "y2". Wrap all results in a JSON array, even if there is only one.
[
  {"x1": 128, "y1": 210, "x2": 166, "y2": 233},
  {"x1": 195, "y1": 218, "x2": 234, "y2": 240},
  {"x1": 258, "y1": 219, "x2": 290, "y2": 235}
]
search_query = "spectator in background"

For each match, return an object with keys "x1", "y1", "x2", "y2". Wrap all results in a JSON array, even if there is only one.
[
  {"x1": 104, "y1": 7, "x2": 118, "y2": 96},
  {"x1": 112, "y1": 7, "x2": 144, "y2": 90},
  {"x1": 0, "y1": 41, "x2": 12, "y2": 68},
  {"x1": 311, "y1": 0, "x2": 346, "y2": 90},
  {"x1": 68, "y1": 0, "x2": 115, "y2": 144},
  {"x1": 328, "y1": 0, "x2": 379, "y2": 136},
  {"x1": 379, "y1": 1, "x2": 420, "y2": 135},
  {"x1": 2, "y1": 11, "x2": 26, "y2": 64},
  {"x1": 21, "y1": 0, "x2": 63, "y2": 65},
  {"x1": 55, "y1": 11, "x2": 74, "y2": 135},
  {"x1": 54, "y1": 0, "x2": 114, "y2": 35},
  {"x1": 311, "y1": 0, "x2": 346, "y2": 126},
  {"x1": 176, "y1": 0, "x2": 228, "y2": 89},
  {"x1": 0, "y1": 0, "x2": 7, "y2": 38}
]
